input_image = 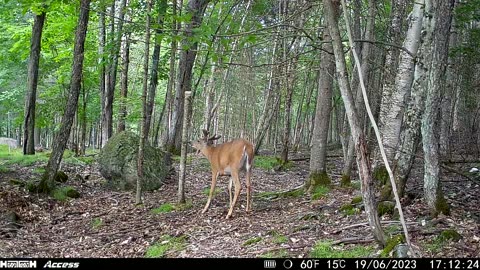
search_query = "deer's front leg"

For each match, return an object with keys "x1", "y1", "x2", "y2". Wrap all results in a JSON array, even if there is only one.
[{"x1": 202, "y1": 170, "x2": 219, "y2": 214}]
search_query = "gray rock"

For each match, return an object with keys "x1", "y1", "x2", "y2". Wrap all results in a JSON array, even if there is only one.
[
  {"x1": 0, "y1": 137, "x2": 18, "y2": 149},
  {"x1": 97, "y1": 131, "x2": 172, "y2": 191}
]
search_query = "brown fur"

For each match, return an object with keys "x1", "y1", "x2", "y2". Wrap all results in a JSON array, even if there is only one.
[{"x1": 192, "y1": 131, "x2": 254, "y2": 219}]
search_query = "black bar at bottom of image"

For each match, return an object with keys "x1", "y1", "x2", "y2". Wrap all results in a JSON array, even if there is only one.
[{"x1": 1, "y1": 257, "x2": 478, "y2": 270}]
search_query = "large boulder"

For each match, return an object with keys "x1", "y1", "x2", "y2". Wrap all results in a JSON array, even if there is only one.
[
  {"x1": 97, "y1": 131, "x2": 172, "y2": 191},
  {"x1": 0, "y1": 137, "x2": 18, "y2": 149}
]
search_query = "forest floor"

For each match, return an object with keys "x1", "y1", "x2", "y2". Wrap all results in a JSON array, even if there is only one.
[{"x1": 0, "y1": 149, "x2": 479, "y2": 258}]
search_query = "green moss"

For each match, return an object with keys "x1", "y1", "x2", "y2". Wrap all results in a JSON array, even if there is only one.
[
  {"x1": 380, "y1": 184, "x2": 393, "y2": 201},
  {"x1": 203, "y1": 187, "x2": 221, "y2": 197},
  {"x1": 340, "y1": 203, "x2": 358, "y2": 215},
  {"x1": 380, "y1": 235, "x2": 405, "y2": 257},
  {"x1": 434, "y1": 193, "x2": 451, "y2": 216},
  {"x1": 26, "y1": 181, "x2": 38, "y2": 192},
  {"x1": 151, "y1": 203, "x2": 176, "y2": 214},
  {"x1": 311, "y1": 185, "x2": 330, "y2": 200},
  {"x1": 373, "y1": 166, "x2": 389, "y2": 186},
  {"x1": 9, "y1": 179, "x2": 25, "y2": 186},
  {"x1": 255, "y1": 156, "x2": 281, "y2": 170},
  {"x1": 340, "y1": 174, "x2": 351, "y2": 187},
  {"x1": 385, "y1": 224, "x2": 401, "y2": 236},
  {"x1": 0, "y1": 165, "x2": 9, "y2": 173},
  {"x1": 340, "y1": 203, "x2": 354, "y2": 212},
  {"x1": 175, "y1": 199, "x2": 193, "y2": 211},
  {"x1": 310, "y1": 241, "x2": 373, "y2": 258},
  {"x1": 308, "y1": 171, "x2": 331, "y2": 189},
  {"x1": 378, "y1": 201, "x2": 395, "y2": 217},
  {"x1": 54, "y1": 171, "x2": 68, "y2": 183},
  {"x1": 268, "y1": 231, "x2": 288, "y2": 244},
  {"x1": 256, "y1": 188, "x2": 304, "y2": 200},
  {"x1": 351, "y1": 196, "x2": 363, "y2": 204},
  {"x1": 438, "y1": 229, "x2": 461, "y2": 242},
  {"x1": 91, "y1": 218, "x2": 103, "y2": 229},
  {"x1": 52, "y1": 186, "x2": 79, "y2": 201},
  {"x1": 145, "y1": 235, "x2": 187, "y2": 258},
  {"x1": 243, "y1": 236, "x2": 262, "y2": 246}
]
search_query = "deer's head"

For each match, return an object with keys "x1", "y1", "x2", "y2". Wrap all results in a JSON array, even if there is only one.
[{"x1": 191, "y1": 129, "x2": 221, "y2": 155}]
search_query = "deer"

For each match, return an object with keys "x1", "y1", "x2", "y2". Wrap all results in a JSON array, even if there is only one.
[{"x1": 191, "y1": 129, "x2": 254, "y2": 219}]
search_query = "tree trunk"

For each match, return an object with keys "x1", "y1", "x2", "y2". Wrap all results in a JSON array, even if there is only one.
[
  {"x1": 254, "y1": 34, "x2": 281, "y2": 154},
  {"x1": 98, "y1": 4, "x2": 106, "y2": 147},
  {"x1": 378, "y1": 1, "x2": 422, "y2": 168},
  {"x1": 422, "y1": 0, "x2": 454, "y2": 216},
  {"x1": 178, "y1": 91, "x2": 192, "y2": 203},
  {"x1": 160, "y1": 0, "x2": 179, "y2": 148},
  {"x1": 145, "y1": 0, "x2": 168, "y2": 139},
  {"x1": 39, "y1": 0, "x2": 90, "y2": 193},
  {"x1": 80, "y1": 85, "x2": 88, "y2": 156},
  {"x1": 117, "y1": 33, "x2": 130, "y2": 132},
  {"x1": 342, "y1": 0, "x2": 375, "y2": 184},
  {"x1": 307, "y1": 26, "x2": 334, "y2": 190},
  {"x1": 377, "y1": 1, "x2": 424, "y2": 200},
  {"x1": 102, "y1": 0, "x2": 127, "y2": 145},
  {"x1": 375, "y1": 0, "x2": 407, "y2": 165},
  {"x1": 440, "y1": 6, "x2": 458, "y2": 158},
  {"x1": 393, "y1": 0, "x2": 430, "y2": 199},
  {"x1": 324, "y1": 0, "x2": 385, "y2": 246},
  {"x1": 23, "y1": 11, "x2": 46, "y2": 155},
  {"x1": 136, "y1": 0, "x2": 152, "y2": 205},
  {"x1": 166, "y1": 0, "x2": 211, "y2": 154}
]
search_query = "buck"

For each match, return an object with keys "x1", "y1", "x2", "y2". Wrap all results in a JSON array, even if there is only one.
[{"x1": 191, "y1": 129, "x2": 254, "y2": 219}]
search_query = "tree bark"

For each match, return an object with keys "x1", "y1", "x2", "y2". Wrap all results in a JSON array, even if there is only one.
[
  {"x1": 342, "y1": 0, "x2": 375, "y2": 184},
  {"x1": 380, "y1": 1, "x2": 423, "y2": 165},
  {"x1": 178, "y1": 91, "x2": 192, "y2": 203},
  {"x1": 117, "y1": 32, "x2": 130, "y2": 132},
  {"x1": 23, "y1": 11, "x2": 46, "y2": 155},
  {"x1": 307, "y1": 26, "x2": 334, "y2": 188},
  {"x1": 393, "y1": 1, "x2": 430, "y2": 199},
  {"x1": 375, "y1": 0, "x2": 407, "y2": 165},
  {"x1": 102, "y1": 0, "x2": 127, "y2": 145},
  {"x1": 136, "y1": 0, "x2": 153, "y2": 205},
  {"x1": 39, "y1": 0, "x2": 91, "y2": 193},
  {"x1": 166, "y1": 0, "x2": 211, "y2": 154},
  {"x1": 98, "y1": 4, "x2": 106, "y2": 147},
  {"x1": 324, "y1": 0, "x2": 385, "y2": 246},
  {"x1": 421, "y1": 0, "x2": 454, "y2": 216}
]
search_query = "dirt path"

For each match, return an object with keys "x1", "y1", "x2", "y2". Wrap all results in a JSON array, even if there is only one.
[{"x1": 1, "y1": 154, "x2": 479, "y2": 258}]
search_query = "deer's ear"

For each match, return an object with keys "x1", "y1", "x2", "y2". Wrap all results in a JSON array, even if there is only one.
[
  {"x1": 211, "y1": 135, "x2": 221, "y2": 141},
  {"x1": 202, "y1": 129, "x2": 209, "y2": 137}
]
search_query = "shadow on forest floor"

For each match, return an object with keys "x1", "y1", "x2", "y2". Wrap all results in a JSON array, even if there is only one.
[{"x1": 0, "y1": 148, "x2": 479, "y2": 258}]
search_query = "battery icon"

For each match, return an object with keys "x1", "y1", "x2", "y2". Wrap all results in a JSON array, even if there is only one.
[{"x1": 264, "y1": 260, "x2": 276, "y2": 268}]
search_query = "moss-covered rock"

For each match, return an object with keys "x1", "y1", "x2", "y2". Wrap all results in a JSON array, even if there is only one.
[
  {"x1": 54, "y1": 171, "x2": 68, "y2": 183},
  {"x1": 65, "y1": 187, "x2": 80, "y2": 198},
  {"x1": 438, "y1": 229, "x2": 462, "y2": 242},
  {"x1": 340, "y1": 174, "x2": 351, "y2": 187},
  {"x1": 380, "y1": 184, "x2": 393, "y2": 201},
  {"x1": 9, "y1": 179, "x2": 25, "y2": 186},
  {"x1": 351, "y1": 196, "x2": 363, "y2": 204},
  {"x1": 434, "y1": 192, "x2": 451, "y2": 216},
  {"x1": 378, "y1": 201, "x2": 395, "y2": 216},
  {"x1": 98, "y1": 131, "x2": 172, "y2": 191},
  {"x1": 306, "y1": 171, "x2": 331, "y2": 192},
  {"x1": 373, "y1": 166, "x2": 389, "y2": 186},
  {"x1": 380, "y1": 235, "x2": 405, "y2": 257}
]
